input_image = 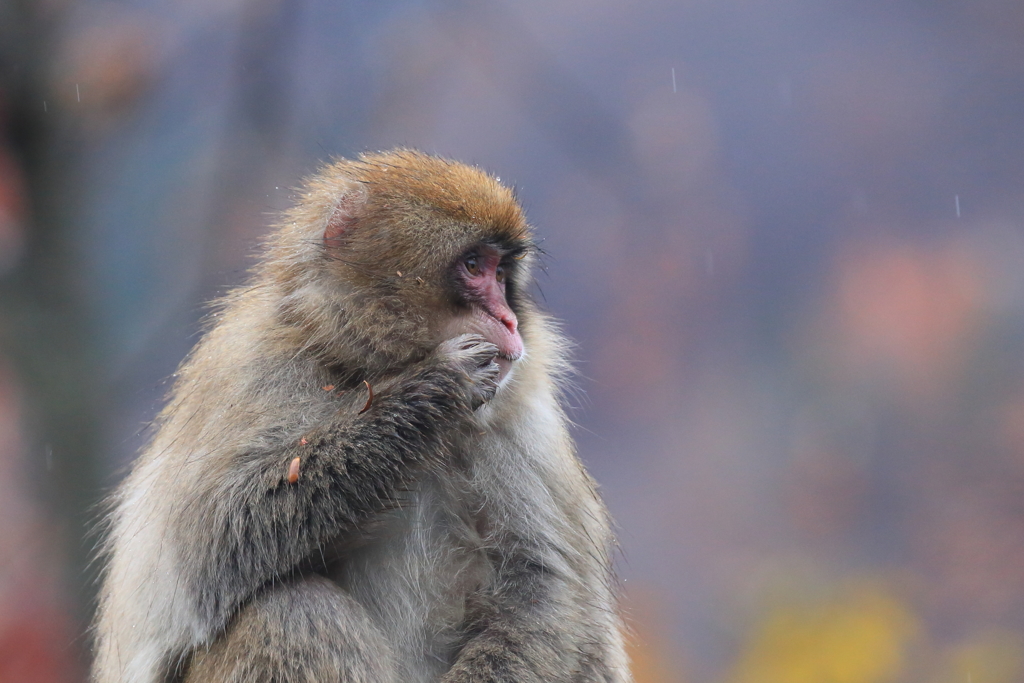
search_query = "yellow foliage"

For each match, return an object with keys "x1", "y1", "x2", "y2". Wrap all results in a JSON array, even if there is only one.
[
  {"x1": 931, "y1": 632, "x2": 1023, "y2": 683},
  {"x1": 725, "y1": 583, "x2": 917, "y2": 683}
]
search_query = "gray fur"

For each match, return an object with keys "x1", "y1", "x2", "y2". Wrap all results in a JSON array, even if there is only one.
[{"x1": 92, "y1": 151, "x2": 630, "y2": 683}]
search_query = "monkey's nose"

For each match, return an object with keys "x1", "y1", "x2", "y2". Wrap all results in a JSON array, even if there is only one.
[{"x1": 500, "y1": 312, "x2": 518, "y2": 335}]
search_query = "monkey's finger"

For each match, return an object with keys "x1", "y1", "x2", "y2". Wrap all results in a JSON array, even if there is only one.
[{"x1": 358, "y1": 380, "x2": 374, "y2": 414}]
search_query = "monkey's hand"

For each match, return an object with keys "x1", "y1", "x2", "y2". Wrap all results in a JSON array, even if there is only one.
[{"x1": 434, "y1": 334, "x2": 501, "y2": 410}]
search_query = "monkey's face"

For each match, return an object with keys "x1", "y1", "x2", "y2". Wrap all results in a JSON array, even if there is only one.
[{"x1": 442, "y1": 242, "x2": 526, "y2": 380}]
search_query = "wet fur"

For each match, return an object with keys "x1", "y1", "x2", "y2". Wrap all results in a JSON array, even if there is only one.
[{"x1": 92, "y1": 150, "x2": 630, "y2": 683}]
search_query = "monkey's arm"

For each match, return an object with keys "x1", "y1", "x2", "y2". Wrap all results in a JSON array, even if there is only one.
[
  {"x1": 444, "y1": 417, "x2": 629, "y2": 683},
  {"x1": 445, "y1": 551, "x2": 625, "y2": 683},
  {"x1": 174, "y1": 337, "x2": 498, "y2": 635}
]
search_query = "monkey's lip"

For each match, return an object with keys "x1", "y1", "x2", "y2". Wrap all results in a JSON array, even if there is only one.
[
  {"x1": 494, "y1": 355, "x2": 514, "y2": 382},
  {"x1": 477, "y1": 311, "x2": 523, "y2": 362},
  {"x1": 441, "y1": 310, "x2": 524, "y2": 374}
]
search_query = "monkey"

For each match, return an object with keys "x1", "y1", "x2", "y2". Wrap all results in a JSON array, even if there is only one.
[{"x1": 92, "y1": 149, "x2": 631, "y2": 683}]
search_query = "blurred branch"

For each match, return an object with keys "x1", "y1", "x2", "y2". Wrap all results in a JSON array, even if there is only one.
[{"x1": 1, "y1": 1, "x2": 103, "y2": 674}]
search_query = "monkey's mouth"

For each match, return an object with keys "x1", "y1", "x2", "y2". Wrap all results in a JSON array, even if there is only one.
[
  {"x1": 482, "y1": 326, "x2": 522, "y2": 382},
  {"x1": 476, "y1": 310, "x2": 523, "y2": 363},
  {"x1": 494, "y1": 353, "x2": 518, "y2": 382},
  {"x1": 440, "y1": 308, "x2": 523, "y2": 380}
]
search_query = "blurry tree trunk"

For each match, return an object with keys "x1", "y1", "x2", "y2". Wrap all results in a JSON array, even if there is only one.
[{"x1": 1, "y1": 2, "x2": 102, "y2": 678}]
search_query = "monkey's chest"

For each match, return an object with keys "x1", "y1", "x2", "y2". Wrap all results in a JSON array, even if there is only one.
[{"x1": 319, "y1": 476, "x2": 491, "y2": 680}]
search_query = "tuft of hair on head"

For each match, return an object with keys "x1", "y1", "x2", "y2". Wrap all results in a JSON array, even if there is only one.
[{"x1": 347, "y1": 149, "x2": 526, "y2": 234}]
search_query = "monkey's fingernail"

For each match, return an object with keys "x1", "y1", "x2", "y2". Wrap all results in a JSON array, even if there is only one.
[
  {"x1": 287, "y1": 457, "x2": 301, "y2": 484},
  {"x1": 358, "y1": 380, "x2": 374, "y2": 414},
  {"x1": 299, "y1": 437, "x2": 308, "y2": 445},
  {"x1": 322, "y1": 384, "x2": 335, "y2": 391}
]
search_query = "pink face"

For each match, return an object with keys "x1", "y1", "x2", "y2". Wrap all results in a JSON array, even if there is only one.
[{"x1": 447, "y1": 244, "x2": 524, "y2": 376}]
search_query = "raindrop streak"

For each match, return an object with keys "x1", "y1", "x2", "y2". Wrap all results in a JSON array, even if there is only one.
[
  {"x1": 43, "y1": 100, "x2": 47, "y2": 113},
  {"x1": 76, "y1": 83, "x2": 80, "y2": 102},
  {"x1": 955, "y1": 194, "x2": 961, "y2": 217},
  {"x1": 671, "y1": 68, "x2": 677, "y2": 93},
  {"x1": 705, "y1": 249, "x2": 714, "y2": 276},
  {"x1": 45, "y1": 445, "x2": 53, "y2": 472}
]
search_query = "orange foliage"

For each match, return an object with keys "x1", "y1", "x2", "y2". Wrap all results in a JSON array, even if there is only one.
[
  {"x1": 624, "y1": 586, "x2": 686, "y2": 683},
  {"x1": 822, "y1": 239, "x2": 985, "y2": 402}
]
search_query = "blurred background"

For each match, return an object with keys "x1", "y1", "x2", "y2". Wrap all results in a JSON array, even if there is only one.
[{"x1": 3, "y1": 0, "x2": 1024, "y2": 681}]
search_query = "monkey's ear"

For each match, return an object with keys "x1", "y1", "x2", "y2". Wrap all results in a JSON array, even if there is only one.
[{"x1": 323, "y1": 186, "x2": 368, "y2": 244}]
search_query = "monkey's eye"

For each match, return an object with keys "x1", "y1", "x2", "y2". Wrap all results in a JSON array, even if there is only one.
[
  {"x1": 495, "y1": 265, "x2": 506, "y2": 283},
  {"x1": 464, "y1": 256, "x2": 481, "y2": 276}
]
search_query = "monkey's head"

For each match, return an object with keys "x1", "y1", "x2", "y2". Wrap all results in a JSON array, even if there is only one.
[{"x1": 261, "y1": 149, "x2": 536, "y2": 379}]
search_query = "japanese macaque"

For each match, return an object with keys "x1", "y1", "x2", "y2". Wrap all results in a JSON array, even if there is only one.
[{"x1": 92, "y1": 150, "x2": 630, "y2": 683}]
